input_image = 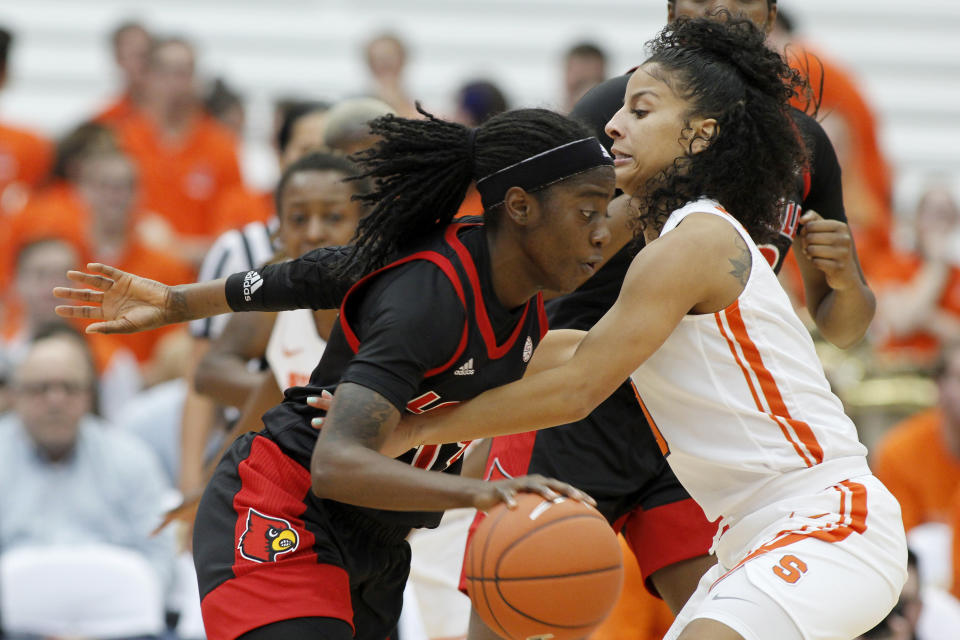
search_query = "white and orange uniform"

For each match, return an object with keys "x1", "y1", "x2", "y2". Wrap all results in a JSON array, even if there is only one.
[
  {"x1": 631, "y1": 200, "x2": 907, "y2": 640},
  {"x1": 265, "y1": 309, "x2": 327, "y2": 391}
]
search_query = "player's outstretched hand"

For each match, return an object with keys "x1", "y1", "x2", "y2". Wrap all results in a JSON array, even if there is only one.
[
  {"x1": 474, "y1": 475, "x2": 596, "y2": 512},
  {"x1": 54, "y1": 263, "x2": 175, "y2": 334}
]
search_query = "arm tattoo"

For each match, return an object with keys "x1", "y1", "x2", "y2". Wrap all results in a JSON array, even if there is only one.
[
  {"x1": 167, "y1": 286, "x2": 189, "y2": 323},
  {"x1": 327, "y1": 384, "x2": 399, "y2": 449},
  {"x1": 728, "y1": 232, "x2": 752, "y2": 287}
]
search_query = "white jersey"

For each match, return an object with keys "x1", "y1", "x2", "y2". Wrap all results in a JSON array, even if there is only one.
[
  {"x1": 629, "y1": 199, "x2": 868, "y2": 524},
  {"x1": 265, "y1": 308, "x2": 327, "y2": 391}
]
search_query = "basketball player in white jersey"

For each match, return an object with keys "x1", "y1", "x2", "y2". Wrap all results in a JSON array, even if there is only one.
[{"x1": 385, "y1": 17, "x2": 907, "y2": 640}]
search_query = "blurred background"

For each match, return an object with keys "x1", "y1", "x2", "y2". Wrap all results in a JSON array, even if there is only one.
[{"x1": 2, "y1": 1, "x2": 960, "y2": 639}]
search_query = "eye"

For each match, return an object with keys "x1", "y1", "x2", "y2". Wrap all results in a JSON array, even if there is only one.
[
  {"x1": 631, "y1": 109, "x2": 648, "y2": 119},
  {"x1": 581, "y1": 209, "x2": 599, "y2": 222},
  {"x1": 325, "y1": 212, "x2": 345, "y2": 224}
]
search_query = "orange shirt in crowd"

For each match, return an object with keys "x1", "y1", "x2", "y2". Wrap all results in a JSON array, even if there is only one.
[
  {"x1": 4, "y1": 182, "x2": 194, "y2": 362},
  {"x1": 0, "y1": 181, "x2": 80, "y2": 284},
  {"x1": 114, "y1": 110, "x2": 243, "y2": 238},
  {"x1": 786, "y1": 44, "x2": 895, "y2": 282},
  {"x1": 92, "y1": 93, "x2": 139, "y2": 126},
  {"x1": 0, "y1": 122, "x2": 53, "y2": 195},
  {"x1": 209, "y1": 185, "x2": 273, "y2": 236},
  {"x1": 873, "y1": 408, "x2": 960, "y2": 532},
  {"x1": 869, "y1": 250, "x2": 960, "y2": 362},
  {"x1": 589, "y1": 535, "x2": 674, "y2": 640}
]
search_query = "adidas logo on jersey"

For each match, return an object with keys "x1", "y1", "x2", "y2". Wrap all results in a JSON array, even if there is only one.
[{"x1": 454, "y1": 358, "x2": 475, "y2": 376}]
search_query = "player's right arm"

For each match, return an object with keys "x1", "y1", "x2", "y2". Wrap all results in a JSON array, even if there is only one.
[{"x1": 53, "y1": 246, "x2": 360, "y2": 333}]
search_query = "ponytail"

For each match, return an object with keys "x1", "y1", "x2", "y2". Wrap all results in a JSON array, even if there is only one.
[{"x1": 345, "y1": 105, "x2": 591, "y2": 275}]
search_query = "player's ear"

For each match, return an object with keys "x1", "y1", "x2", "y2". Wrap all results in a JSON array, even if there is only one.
[
  {"x1": 690, "y1": 118, "x2": 717, "y2": 155},
  {"x1": 503, "y1": 186, "x2": 533, "y2": 226}
]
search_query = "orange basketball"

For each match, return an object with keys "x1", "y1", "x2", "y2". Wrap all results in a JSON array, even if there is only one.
[{"x1": 465, "y1": 493, "x2": 624, "y2": 640}]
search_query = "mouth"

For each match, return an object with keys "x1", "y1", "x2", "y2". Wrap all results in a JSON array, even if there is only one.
[
  {"x1": 610, "y1": 146, "x2": 633, "y2": 168},
  {"x1": 580, "y1": 257, "x2": 604, "y2": 276}
]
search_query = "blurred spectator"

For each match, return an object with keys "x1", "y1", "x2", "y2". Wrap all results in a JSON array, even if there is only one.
[
  {"x1": 5, "y1": 142, "x2": 194, "y2": 367},
  {"x1": 449, "y1": 79, "x2": 509, "y2": 217},
  {"x1": 203, "y1": 76, "x2": 244, "y2": 138},
  {"x1": 452, "y1": 79, "x2": 508, "y2": 127},
  {"x1": 768, "y1": 8, "x2": 895, "y2": 283},
  {"x1": 177, "y1": 102, "x2": 333, "y2": 504},
  {"x1": 323, "y1": 96, "x2": 394, "y2": 155},
  {"x1": 872, "y1": 182, "x2": 960, "y2": 367},
  {"x1": 0, "y1": 239, "x2": 141, "y2": 421},
  {"x1": 562, "y1": 41, "x2": 607, "y2": 113},
  {"x1": 363, "y1": 31, "x2": 418, "y2": 118},
  {"x1": 0, "y1": 329, "x2": 176, "y2": 594},
  {"x1": 112, "y1": 36, "x2": 244, "y2": 271},
  {"x1": 873, "y1": 344, "x2": 960, "y2": 533},
  {"x1": 207, "y1": 100, "x2": 330, "y2": 236},
  {"x1": 0, "y1": 26, "x2": 53, "y2": 216},
  {"x1": 93, "y1": 20, "x2": 152, "y2": 125}
]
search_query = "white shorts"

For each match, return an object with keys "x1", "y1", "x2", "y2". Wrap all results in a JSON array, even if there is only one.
[{"x1": 666, "y1": 474, "x2": 907, "y2": 640}]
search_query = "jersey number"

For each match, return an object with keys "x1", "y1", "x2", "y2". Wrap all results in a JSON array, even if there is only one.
[{"x1": 405, "y1": 391, "x2": 470, "y2": 470}]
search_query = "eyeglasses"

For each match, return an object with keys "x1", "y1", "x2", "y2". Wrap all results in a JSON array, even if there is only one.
[{"x1": 16, "y1": 381, "x2": 90, "y2": 396}]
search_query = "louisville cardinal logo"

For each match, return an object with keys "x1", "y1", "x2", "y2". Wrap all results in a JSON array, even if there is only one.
[{"x1": 238, "y1": 508, "x2": 299, "y2": 563}]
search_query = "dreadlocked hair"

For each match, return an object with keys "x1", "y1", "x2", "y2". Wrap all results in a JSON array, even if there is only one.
[
  {"x1": 345, "y1": 104, "x2": 592, "y2": 275},
  {"x1": 635, "y1": 16, "x2": 808, "y2": 244}
]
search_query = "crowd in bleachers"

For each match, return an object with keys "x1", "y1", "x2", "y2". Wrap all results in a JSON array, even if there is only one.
[{"x1": 1, "y1": 6, "x2": 959, "y2": 640}]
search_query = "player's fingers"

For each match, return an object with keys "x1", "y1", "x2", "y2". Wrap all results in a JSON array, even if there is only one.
[
  {"x1": 53, "y1": 287, "x2": 104, "y2": 304},
  {"x1": 85, "y1": 319, "x2": 137, "y2": 334},
  {"x1": 87, "y1": 262, "x2": 128, "y2": 281},
  {"x1": 66, "y1": 270, "x2": 115, "y2": 290},
  {"x1": 804, "y1": 245, "x2": 849, "y2": 261},
  {"x1": 811, "y1": 258, "x2": 842, "y2": 272},
  {"x1": 526, "y1": 482, "x2": 561, "y2": 502},
  {"x1": 54, "y1": 304, "x2": 104, "y2": 320},
  {"x1": 499, "y1": 487, "x2": 518, "y2": 510},
  {"x1": 306, "y1": 391, "x2": 334, "y2": 411},
  {"x1": 548, "y1": 480, "x2": 596, "y2": 507},
  {"x1": 802, "y1": 231, "x2": 851, "y2": 248},
  {"x1": 798, "y1": 209, "x2": 823, "y2": 224}
]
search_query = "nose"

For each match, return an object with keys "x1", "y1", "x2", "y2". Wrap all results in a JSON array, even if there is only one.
[
  {"x1": 604, "y1": 108, "x2": 625, "y2": 141},
  {"x1": 305, "y1": 215, "x2": 327, "y2": 245},
  {"x1": 591, "y1": 218, "x2": 612, "y2": 249}
]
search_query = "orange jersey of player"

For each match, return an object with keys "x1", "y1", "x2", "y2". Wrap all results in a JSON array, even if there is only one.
[
  {"x1": 873, "y1": 407, "x2": 960, "y2": 532},
  {"x1": 114, "y1": 111, "x2": 243, "y2": 238}
]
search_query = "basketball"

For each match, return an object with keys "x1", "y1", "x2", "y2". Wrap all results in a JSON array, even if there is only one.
[{"x1": 465, "y1": 493, "x2": 624, "y2": 640}]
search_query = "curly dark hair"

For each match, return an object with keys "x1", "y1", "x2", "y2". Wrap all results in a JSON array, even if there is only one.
[
  {"x1": 634, "y1": 16, "x2": 808, "y2": 243},
  {"x1": 344, "y1": 105, "x2": 591, "y2": 275}
]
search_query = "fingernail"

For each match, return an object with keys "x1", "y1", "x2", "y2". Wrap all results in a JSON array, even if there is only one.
[
  {"x1": 321, "y1": 390, "x2": 333, "y2": 398},
  {"x1": 307, "y1": 396, "x2": 319, "y2": 404},
  {"x1": 311, "y1": 417, "x2": 324, "y2": 428}
]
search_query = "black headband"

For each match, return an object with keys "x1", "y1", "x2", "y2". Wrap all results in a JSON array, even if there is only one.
[{"x1": 475, "y1": 137, "x2": 613, "y2": 210}]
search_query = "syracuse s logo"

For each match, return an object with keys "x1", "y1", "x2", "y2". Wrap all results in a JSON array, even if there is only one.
[{"x1": 238, "y1": 508, "x2": 299, "y2": 563}]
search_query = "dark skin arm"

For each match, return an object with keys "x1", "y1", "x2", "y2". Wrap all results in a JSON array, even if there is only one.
[
  {"x1": 310, "y1": 382, "x2": 594, "y2": 512},
  {"x1": 194, "y1": 311, "x2": 276, "y2": 407},
  {"x1": 54, "y1": 264, "x2": 232, "y2": 332},
  {"x1": 795, "y1": 210, "x2": 876, "y2": 348}
]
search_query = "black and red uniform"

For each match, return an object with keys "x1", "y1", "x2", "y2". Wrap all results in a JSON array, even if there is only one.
[
  {"x1": 460, "y1": 74, "x2": 849, "y2": 596},
  {"x1": 194, "y1": 221, "x2": 547, "y2": 640}
]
